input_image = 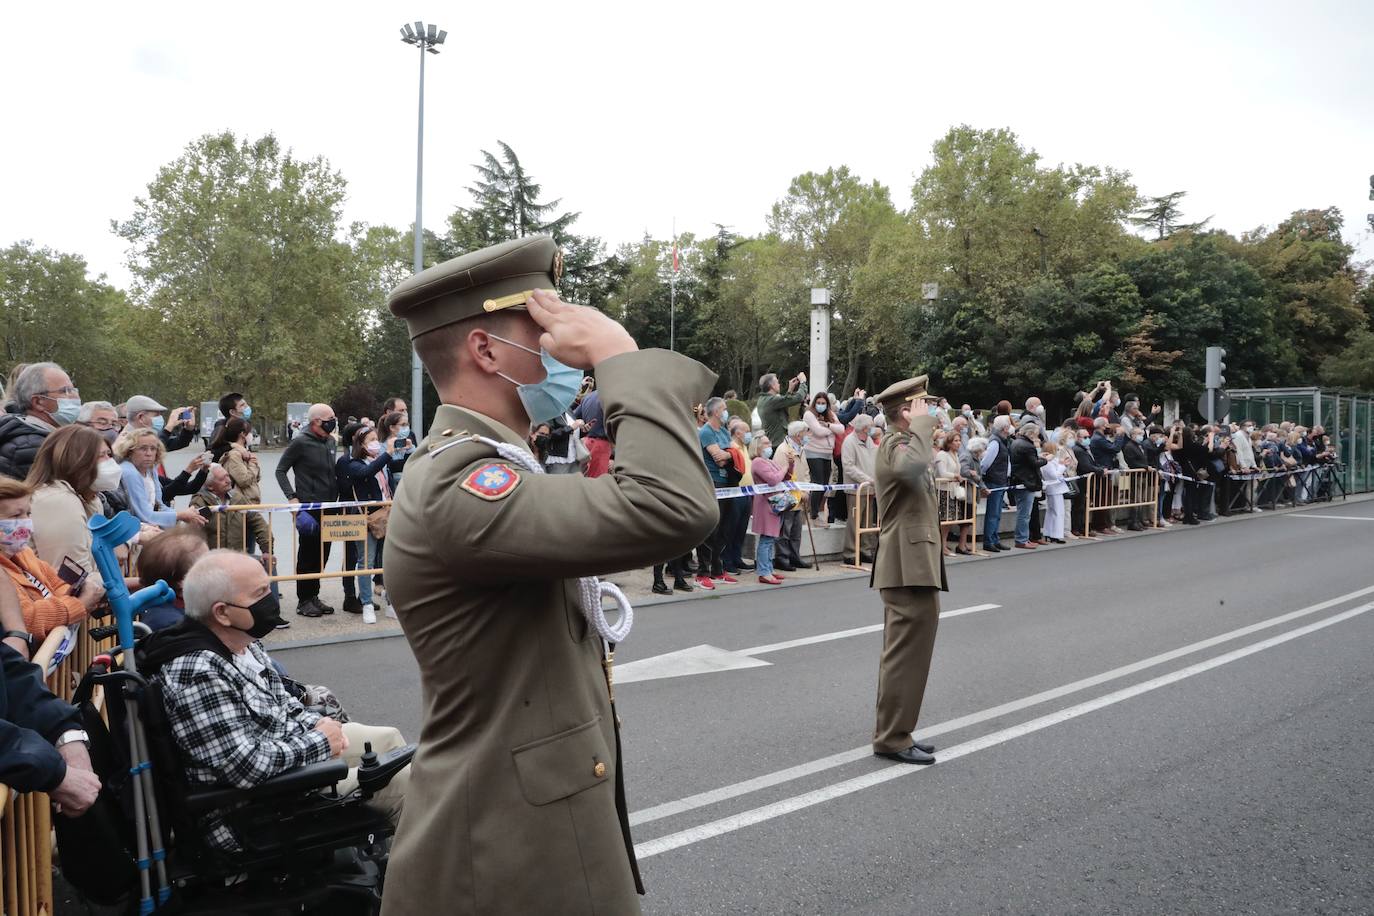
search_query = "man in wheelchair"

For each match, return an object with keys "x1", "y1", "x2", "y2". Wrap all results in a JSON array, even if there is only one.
[
  {"x1": 138, "y1": 550, "x2": 411, "y2": 854},
  {"x1": 62, "y1": 547, "x2": 415, "y2": 912}
]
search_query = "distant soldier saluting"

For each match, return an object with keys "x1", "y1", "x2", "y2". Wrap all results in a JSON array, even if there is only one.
[
  {"x1": 381, "y1": 236, "x2": 718, "y2": 915},
  {"x1": 870, "y1": 375, "x2": 948, "y2": 765}
]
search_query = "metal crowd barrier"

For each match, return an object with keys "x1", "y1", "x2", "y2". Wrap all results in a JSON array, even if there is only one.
[
  {"x1": 936, "y1": 478, "x2": 980, "y2": 548},
  {"x1": 211, "y1": 500, "x2": 391, "y2": 583},
  {"x1": 0, "y1": 625, "x2": 77, "y2": 915},
  {"x1": 843, "y1": 481, "x2": 880, "y2": 572},
  {"x1": 1083, "y1": 469, "x2": 1160, "y2": 535}
]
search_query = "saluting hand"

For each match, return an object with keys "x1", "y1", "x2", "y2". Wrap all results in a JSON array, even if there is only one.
[{"x1": 525, "y1": 289, "x2": 637, "y2": 369}]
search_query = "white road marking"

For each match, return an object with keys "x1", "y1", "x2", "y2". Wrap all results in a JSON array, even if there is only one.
[
  {"x1": 744, "y1": 604, "x2": 1001, "y2": 656},
  {"x1": 634, "y1": 599, "x2": 1374, "y2": 859},
  {"x1": 615, "y1": 646, "x2": 772, "y2": 684},
  {"x1": 629, "y1": 583, "x2": 1374, "y2": 826},
  {"x1": 1283, "y1": 514, "x2": 1374, "y2": 522},
  {"x1": 617, "y1": 604, "x2": 1002, "y2": 685}
]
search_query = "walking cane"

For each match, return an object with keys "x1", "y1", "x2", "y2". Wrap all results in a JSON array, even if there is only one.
[
  {"x1": 802, "y1": 506, "x2": 821, "y2": 571},
  {"x1": 89, "y1": 512, "x2": 175, "y2": 913}
]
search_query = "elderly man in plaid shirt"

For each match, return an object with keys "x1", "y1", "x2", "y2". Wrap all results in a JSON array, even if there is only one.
[{"x1": 139, "y1": 550, "x2": 409, "y2": 851}]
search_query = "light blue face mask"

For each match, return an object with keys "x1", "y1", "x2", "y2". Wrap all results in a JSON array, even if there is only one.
[
  {"x1": 53, "y1": 398, "x2": 82, "y2": 426},
  {"x1": 763, "y1": 446, "x2": 774, "y2": 459},
  {"x1": 396, "y1": 426, "x2": 411, "y2": 440},
  {"x1": 242, "y1": 405, "x2": 253, "y2": 419},
  {"x1": 151, "y1": 415, "x2": 166, "y2": 434},
  {"x1": 489, "y1": 334, "x2": 583, "y2": 424},
  {"x1": 743, "y1": 432, "x2": 754, "y2": 445}
]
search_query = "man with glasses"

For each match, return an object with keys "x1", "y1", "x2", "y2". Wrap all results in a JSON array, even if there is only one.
[
  {"x1": 0, "y1": 362, "x2": 80, "y2": 480},
  {"x1": 76, "y1": 401, "x2": 121, "y2": 444}
]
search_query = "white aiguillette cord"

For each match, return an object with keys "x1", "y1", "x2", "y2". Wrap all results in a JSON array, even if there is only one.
[{"x1": 433, "y1": 434, "x2": 634, "y2": 643}]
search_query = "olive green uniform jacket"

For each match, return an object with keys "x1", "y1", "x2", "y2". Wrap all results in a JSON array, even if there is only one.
[
  {"x1": 380, "y1": 349, "x2": 717, "y2": 916},
  {"x1": 871, "y1": 416, "x2": 948, "y2": 591}
]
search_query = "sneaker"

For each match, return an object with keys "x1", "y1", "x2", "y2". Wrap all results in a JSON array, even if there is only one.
[
  {"x1": 714, "y1": 574, "x2": 738, "y2": 584},
  {"x1": 296, "y1": 600, "x2": 323, "y2": 618},
  {"x1": 342, "y1": 597, "x2": 364, "y2": 615},
  {"x1": 274, "y1": 619, "x2": 292, "y2": 629},
  {"x1": 362, "y1": 603, "x2": 377, "y2": 624},
  {"x1": 694, "y1": 576, "x2": 715, "y2": 590},
  {"x1": 316, "y1": 599, "x2": 336, "y2": 615},
  {"x1": 385, "y1": 603, "x2": 398, "y2": 619}
]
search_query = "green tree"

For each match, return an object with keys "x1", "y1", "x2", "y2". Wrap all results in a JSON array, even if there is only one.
[
  {"x1": 113, "y1": 131, "x2": 372, "y2": 425},
  {"x1": 444, "y1": 142, "x2": 616, "y2": 310},
  {"x1": 909, "y1": 125, "x2": 1139, "y2": 304},
  {"x1": 1123, "y1": 233, "x2": 1289, "y2": 399},
  {"x1": 0, "y1": 242, "x2": 131, "y2": 388},
  {"x1": 1320, "y1": 329, "x2": 1374, "y2": 389},
  {"x1": 1235, "y1": 207, "x2": 1365, "y2": 376},
  {"x1": 767, "y1": 166, "x2": 902, "y2": 393},
  {"x1": 1130, "y1": 191, "x2": 1210, "y2": 240}
]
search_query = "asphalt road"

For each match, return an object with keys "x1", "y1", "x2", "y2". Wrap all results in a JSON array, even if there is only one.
[{"x1": 273, "y1": 496, "x2": 1374, "y2": 914}]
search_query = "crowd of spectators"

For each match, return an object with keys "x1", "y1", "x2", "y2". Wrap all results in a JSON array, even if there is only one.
[{"x1": 625, "y1": 374, "x2": 1340, "y2": 586}]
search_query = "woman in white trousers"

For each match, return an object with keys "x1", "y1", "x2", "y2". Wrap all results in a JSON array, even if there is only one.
[{"x1": 1040, "y1": 441, "x2": 1069, "y2": 544}]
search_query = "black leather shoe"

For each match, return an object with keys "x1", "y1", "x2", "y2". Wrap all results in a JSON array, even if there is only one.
[
  {"x1": 860, "y1": 553, "x2": 876, "y2": 563},
  {"x1": 316, "y1": 599, "x2": 336, "y2": 615},
  {"x1": 874, "y1": 746, "x2": 936, "y2": 765},
  {"x1": 673, "y1": 579, "x2": 694, "y2": 592},
  {"x1": 652, "y1": 582, "x2": 671, "y2": 595},
  {"x1": 738, "y1": 560, "x2": 755, "y2": 570},
  {"x1": 912, "y1": 739, "x2": 935, "y2": 753},
  {"x1": 342, "y1": 596, "x2": 364, "y2": 615},
  {"x1": 774, "y1": 562, "x2": 795, "y2": 572}
]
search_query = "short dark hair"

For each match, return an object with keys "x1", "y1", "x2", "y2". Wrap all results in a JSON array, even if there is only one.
[
  {"x1": 218, "y1": 392, "x2": 244, "y2": 418},
  {"x1": 139, "y1": 529, "x2": 209, "y2": 590},
  {"x1": 382, "y1": 397, "x2": 405, "y2": 414},
  {"x1": 413, "y1": 312, "x2": 519, "y2": 390}
]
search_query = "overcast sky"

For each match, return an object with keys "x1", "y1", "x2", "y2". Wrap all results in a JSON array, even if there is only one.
[{"x1": 3, "y1": 1, "x2": 1371, "y2": 289}]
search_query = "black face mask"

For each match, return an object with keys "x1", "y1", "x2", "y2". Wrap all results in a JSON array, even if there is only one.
[
  {"x1": 534, "y1": 434, "x2": 550, "y2": 448},
  {"x1": 320, "y1": 419, "x2": 338, "y2": 434},
  {"x1": 226, "y1": 593, "x2": 284, "y2": 638}
]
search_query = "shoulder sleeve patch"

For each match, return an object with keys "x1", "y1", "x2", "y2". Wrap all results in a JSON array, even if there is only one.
[{"x1": 459, "y1": 463, "x2": 521, "y2": 501}]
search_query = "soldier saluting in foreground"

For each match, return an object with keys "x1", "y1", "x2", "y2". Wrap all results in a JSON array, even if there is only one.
[{"x1": 382, "y1": 236, "x2": 718, "y2": 915}]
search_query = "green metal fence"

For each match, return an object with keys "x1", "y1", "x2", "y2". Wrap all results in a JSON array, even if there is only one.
[{"x1": 1227, "y1": 387, "x2": 1373, "y2": 494}]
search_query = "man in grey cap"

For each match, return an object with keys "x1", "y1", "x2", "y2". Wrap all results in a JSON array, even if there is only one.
[
  {"x1": 382, "y1": 235, "x2": 717, "y2": 915},
  {"x1": 126, "y1": 395, "x2": 198, "y2": 452}
]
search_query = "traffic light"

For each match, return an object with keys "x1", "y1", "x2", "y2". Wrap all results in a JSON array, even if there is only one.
[{"x1": 1205, "y1": 346, "x2": 1227, "y2": 389}]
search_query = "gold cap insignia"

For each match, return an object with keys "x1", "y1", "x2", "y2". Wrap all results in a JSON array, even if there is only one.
[{"x1": 552, "y1": 249, "x2": 564, "y2": 285}]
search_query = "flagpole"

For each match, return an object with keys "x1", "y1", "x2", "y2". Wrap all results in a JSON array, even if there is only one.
[{"x1": 670, "y1": 217, "x2": 677, "y2": 352}]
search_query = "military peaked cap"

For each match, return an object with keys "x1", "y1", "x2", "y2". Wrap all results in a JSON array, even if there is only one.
[
  {"x1": 874, "y1": 374, "x2": 935, "y2": 407},
  {"x1": 388, "y1": 235, "x2": 564, "y2": 340}
]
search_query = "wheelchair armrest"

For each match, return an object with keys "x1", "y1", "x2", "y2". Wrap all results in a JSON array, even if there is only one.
[
  {"x1": 185, "y1": 758, "x2": 350, "y2": 814},
  {"x1": 357, "y1": 744, "x2": 416, "y2": 798}
]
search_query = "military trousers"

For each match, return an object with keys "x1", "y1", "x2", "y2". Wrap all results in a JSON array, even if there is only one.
[{"x1": 872, "y1": 586, "x2": 941, "y2": 754}]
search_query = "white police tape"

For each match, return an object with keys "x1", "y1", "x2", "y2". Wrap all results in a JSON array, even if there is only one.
[{"x1": 713, "y1": 482, "x2": 857, "y2": 500}]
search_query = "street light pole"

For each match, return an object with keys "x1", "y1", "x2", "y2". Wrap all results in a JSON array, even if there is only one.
[{"x1": 400, "y1": 20, "x2": 446, "y2": 438}]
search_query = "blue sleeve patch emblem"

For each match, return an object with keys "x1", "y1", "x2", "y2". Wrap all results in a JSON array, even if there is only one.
[{"x1": 460, "y1": 463, "x2": 521, "y2": 501}]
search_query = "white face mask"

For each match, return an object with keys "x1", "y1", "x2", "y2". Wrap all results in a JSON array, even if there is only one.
[{"x1": 95, "y1": 458, "x2": 123, "y2": 492}]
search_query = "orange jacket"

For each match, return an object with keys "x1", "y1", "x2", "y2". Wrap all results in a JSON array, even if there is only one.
[{"x1": 0, "y1": 549, "x2": 87, "y2": 640}]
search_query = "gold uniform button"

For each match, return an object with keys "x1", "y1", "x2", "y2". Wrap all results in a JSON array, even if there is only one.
[{"x1": 593, "y1": 762, "x2": 607, "y2": 778}]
